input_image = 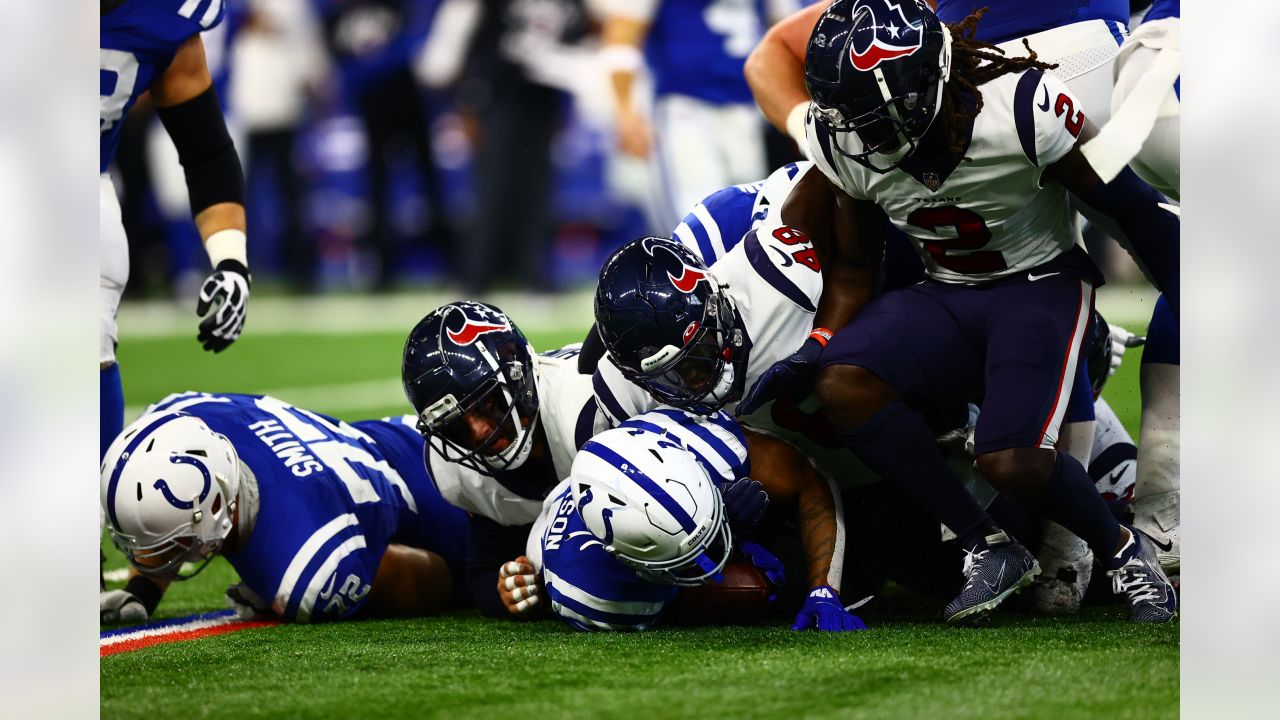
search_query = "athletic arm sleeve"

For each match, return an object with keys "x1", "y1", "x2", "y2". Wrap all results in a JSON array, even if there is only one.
[
  {"x1": 155, "y1": 84, "x2": 245, "y2": 215},
  {"x1": 464, "y1": 515, "x2": 534, "y2": 618}
]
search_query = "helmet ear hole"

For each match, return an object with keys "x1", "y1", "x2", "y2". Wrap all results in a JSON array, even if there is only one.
[{"x1": 211, "y1": 494, "x2": 222, "y2": 515}]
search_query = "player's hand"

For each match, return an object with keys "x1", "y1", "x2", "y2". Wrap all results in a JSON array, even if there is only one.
[
  {"x1": 498, "y1": 556, "x2": 544, "y2": 616},
  {"x1": 616, "y1": 108, "x2": 652, "y2": 158},
  {"x1": 225, "y1": 583, "x2": 273, "y2": 621},
  {"x1": 736, "y1": 336, "x2": 825, "y2": 416},
  {"x1": 721, "y1": 477, "x2": 770, "y2": 537},
  {"x1": 791, "y1": 586, "x2": 868, "y2": 632},
  {"x1": 1107, "y1": 324, "x2": 1146, "y2": 377},
  {"x1": 739, "y1": 540, "x2": 786, "y2": 603},
  {"x1": 100, "y1": 589, "x2": 148, "y2": 624},
  {"x1": 196, "y1": 259, "x2": 251, "y2": 353}
]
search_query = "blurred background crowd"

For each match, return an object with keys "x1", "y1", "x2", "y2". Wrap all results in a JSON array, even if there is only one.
[{"x1": 108, "y1": 0, "x2": 1137, "y2": 301}]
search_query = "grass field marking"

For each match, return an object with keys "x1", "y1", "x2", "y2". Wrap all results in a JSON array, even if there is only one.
[{"x1": 123, "y1": 377, "x2": 407, "y2": 422}]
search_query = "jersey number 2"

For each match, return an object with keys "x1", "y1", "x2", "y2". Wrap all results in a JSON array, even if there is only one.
[{"x1": 906, "y1": 206, "x2": 1006, "y2": 275}]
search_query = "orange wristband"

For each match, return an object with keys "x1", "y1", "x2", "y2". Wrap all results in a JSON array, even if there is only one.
[{"x1": 808, "y1": 328, "x2": 834, "y2": 347}]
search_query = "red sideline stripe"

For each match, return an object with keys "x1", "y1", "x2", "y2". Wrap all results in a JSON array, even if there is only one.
[{"x1": 100, "y1": 620, "x2": 280, "y2": 657}]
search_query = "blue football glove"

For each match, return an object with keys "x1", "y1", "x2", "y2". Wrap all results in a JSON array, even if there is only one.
[
  {"x1": 791, "y1": 586, "x2": 868, "y2": 632},
  {"x1": 721, "y1": 477, "x2": 770, "y2": 537},
  {"x1": 739, "y1": 540, "x2": 786, "y2": 603},
  {"x1": 736, "y1": 335, "x2": 826, "y2": 416}
]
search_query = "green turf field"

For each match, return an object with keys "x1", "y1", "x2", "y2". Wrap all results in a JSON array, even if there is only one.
[{"x1": 102, "y1": 291, "x2": 1174, "y2": 720}]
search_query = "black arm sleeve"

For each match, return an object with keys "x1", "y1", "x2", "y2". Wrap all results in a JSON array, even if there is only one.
[
  {"x1": 577, "y1": 323, "x2": 607, "y2": 375},
  {"x1": 155, "y1": 85, "x2": 245, "y2": 215},
  {"x1": 465, "y1": 515, "x2": 534, "y2": 618},
  {"x1": 1073, "y1": 167, "x2": 1179, "y2": 315}
]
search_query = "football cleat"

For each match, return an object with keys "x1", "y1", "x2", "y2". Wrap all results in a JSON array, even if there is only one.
[
  {"x1": 1107, "y1": 527, "x2": 1178, "y2": 623},
  {"x1": 1030, "y1": 522, "x2": 1093, "y2": 615},
  {"x1": 943, "y1": 530, "x2": 1040, "y2": 624},
  {"x1": 1131, "y1": 490, "x2": 1179, "y2": 574}
]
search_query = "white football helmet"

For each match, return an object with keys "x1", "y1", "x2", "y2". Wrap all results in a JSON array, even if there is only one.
[
  {"x1": 570, "y1": 427, "x2": 732, "y2": 586},
  {"x1": 101, "y1": 411, "x2": 241, "y2": 579}
]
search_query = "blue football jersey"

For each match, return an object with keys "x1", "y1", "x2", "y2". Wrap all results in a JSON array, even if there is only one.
[
  {"x1": 673, "y1": 162, "x2": 807, "y2": 264},
  {"x1": 100, "y1": 0, "x2": 227, "y2": 172},
  {"x1": 144, "y1": 392, "x2": 469, "y2": 623},
  {"x1": 532, "y1": 408, "x2": 748, "y2": 631},
  {"x1": 646, "y1": 0, "x2": 768, "y2": 104},
  {"x1": 934, "y1": 1, "x2": 1128, "y2": 44},
  {"x1": 1144, "y1": 0, "x2": 1179, "y2": 22}
]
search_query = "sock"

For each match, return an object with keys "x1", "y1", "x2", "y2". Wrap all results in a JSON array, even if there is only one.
[
  {"x1": 1036, "y1": 450, "x2": 1122, "y2": 560},
  {"x1": 986, "y1": 494, "x2": 1042, "y2": 550},
  {"x1": 840, "y1": 402, "x2": 994, "y2": 551},
  {"x1": 101, "y1": 363, "x2": 124, "y2": 462}
]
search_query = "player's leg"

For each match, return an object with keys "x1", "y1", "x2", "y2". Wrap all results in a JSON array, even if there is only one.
[
  {"x1": 972, "y1": 274, "x2": 1174, "y2": 622},
  {"x1": 1131, "y1": 294, "x2": 1180, "y2": 574},
  {"x1": 716, "y1": 103, "x2": 768, "y2": 187},
  {"x1": 814, "y1": 285, "x2": 1038, "y2": 622},
  {"x1": 1112, "y1": 18, "x2": 1180, "y2": 200},
  {"x1": 650, "y1": 94, "x2": 731, "y2": 233},
  {"x1": 100, "y1": 175, "x2": 129, "y2": 462}
]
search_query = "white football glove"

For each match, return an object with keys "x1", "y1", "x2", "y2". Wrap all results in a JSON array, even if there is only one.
[
  {"x1": 197, "y1": 260, "x2": 250, "y2": 353},
  {"x1": 1106, "y1": 324, "x2": 1146, "y2": 377},
  {"x1": 225, "y1": 583, "x2": 274, "y2": 621},
  {"x1": 101, "y1": 589, "x2": 149, "y2": 624}
]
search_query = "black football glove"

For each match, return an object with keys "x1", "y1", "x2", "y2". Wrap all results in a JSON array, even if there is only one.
[
  {"x1": 721, "y1": 477, "x2": 770, "y2": 537},
  {"x1": 197, "y1": 259, "x2": 250, "y2": 352},
  {"x1": 736, "y1": 335, "x2": 826, "y2": 416}
]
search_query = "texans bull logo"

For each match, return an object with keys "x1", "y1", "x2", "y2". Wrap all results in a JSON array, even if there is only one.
[
  {"x1": 848, "y1": 0, "x2": 924, "y2": 72},
  {"x1": 447, "y1": 319, "x2": 510, "y2": 346},
  {"x1": 640, "y1": 237, "x2": 709, "y2": 294}
]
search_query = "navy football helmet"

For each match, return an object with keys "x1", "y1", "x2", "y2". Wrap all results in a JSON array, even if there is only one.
[
  {"x1": 594, "y1": 237, "x2": 745, "y2": 414},
  {"x1": 805, "y1": 0, "x2": 952, "y2": 172},
  {"x1": 402, "y1": 302, "x2": 539, "y2": 474}
]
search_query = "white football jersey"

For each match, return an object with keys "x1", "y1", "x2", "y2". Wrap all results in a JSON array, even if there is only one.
[
  {"x1": 428, "y1": 346, "x2": 610, "y2": 527},
  {"x1": 807, "y1": 68, "x2": 1087, "y2": 284}
]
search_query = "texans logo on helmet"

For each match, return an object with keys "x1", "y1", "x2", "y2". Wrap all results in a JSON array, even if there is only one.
[
  {"x1": 641, "y1": 237, "x2": 709, "y2": 294},
  {"x1": 447, "y1": 320, "x2": 510, "y2": 346},
  {"x1": 848, "y1": 0, "x2": 923, "y2": 72}
]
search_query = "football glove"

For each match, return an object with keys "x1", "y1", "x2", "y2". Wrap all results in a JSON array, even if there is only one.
[
  {"x1": 739, "y1": 540, "x2": 786, "y2": 603},
  {"x1": 1108, "y1": 323, "x2": 1146, "y2": 377},
  {"x1": 197, "y1": 259, "x2": 250, "y2": 353},
  {"x1": 100, "y1": 589, "x2": 148, "y2": 625},
  {"x1": 791, "y1": 586, "x2": 868, "y2": 632},
  {"x1": 721, "y1": 477, "x2": 770, "y2": 537},
  {"x1": 736, "y1": 336, "x2": 825, "y2": 416},
  {"x1": 225, "y1": 583, "x2": 274, "y2": 621}
]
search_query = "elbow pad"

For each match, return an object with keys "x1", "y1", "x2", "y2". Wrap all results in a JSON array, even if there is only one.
[{"x1": 156, "y1": 85, "x2": 245, "y2": 215}]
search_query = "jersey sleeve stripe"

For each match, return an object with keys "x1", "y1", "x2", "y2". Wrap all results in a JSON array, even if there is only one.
[
  {"x1": 1013, "y1": 69, "x2": 1043, "y2": 165},
  {"x1": 743, "y1": 231, "x2": 817, "y2": 313},
  {"x1": 200, "y1": 0, "x2": 224, "y2": 28},
  {"x1": 691, "y1": 204, "x2": 726, "y2": 260},
  {"x1": 574, "y1": 399, "x2": 600, "y2": 451},
  {"x1": 581, "y1": 442, "x2": 697, "y2": 533},
  {"x1": 592, "y1": 370, "x2": 631, "y2": 425},
  {"x1": 273, "y1": 513, "x2": 359, "y2": 615},
  {"x1": 551, "y1": 602, "x2": 637, "y2": 632},
  {"x1": 543, "y1": 567, "x2": 669, "y2": 616},
  {"x1": 293, "y1": 534, "x2": 369, "y2": 622},
  {"x1": 676, "y1": 207, "x2": 717, "y2": 263},
  {"x1": 178, "y1": 0, "x2": 202, "y2": 18}
]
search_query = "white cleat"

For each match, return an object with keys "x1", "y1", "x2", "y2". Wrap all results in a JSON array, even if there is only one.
[{"x1": 1131, "y1": 491, "x2": 1179, "y2": 574}]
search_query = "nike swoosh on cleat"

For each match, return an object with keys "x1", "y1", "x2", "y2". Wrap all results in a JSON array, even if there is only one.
[
  {"x1": 1152, "y1": 537, "x2": 1175, "y2": 553},
  {"x1": 1027, "y1": 272, "x2": 1060, "y2": 281},
  {"x1": 983, "y1": 561, "x2": 1008, "y2": 596},
  {"x1": 1038, "y1": 86, "x2": 1051, "y2": 112}
]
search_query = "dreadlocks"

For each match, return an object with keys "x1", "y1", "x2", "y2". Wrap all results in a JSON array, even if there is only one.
[{"x1": 939, "y1": 7, "x2": 1059, "y2": 158}]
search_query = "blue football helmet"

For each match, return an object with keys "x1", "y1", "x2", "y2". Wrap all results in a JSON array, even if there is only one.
[
  {"x1": 805, "y1": 0, "x2": 952, "y2": 172},
  {"x1": 594, "y1": 237, "x2": 745, "y2": 414},
  {"x1": 402, "y1": 302, "x2": 540, "y2": 474}
]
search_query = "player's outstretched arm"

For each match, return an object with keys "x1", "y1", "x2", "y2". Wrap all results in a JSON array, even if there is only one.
[
  {"x1": 745, "y1": 0, "x2": 829, "y2": 148},
  {"x1": 151, "y1": 35, "x2": 250, "y2": 353},
  {"x1": 101, "y1": 570, "x2": 170, "y2": 624},
  {"x1": 1043, "y1": 120, "x2": 1180, "y2": 315},
  {"x1": 600, "y1": 7, "x2": 655, "y2": 159},
  {"x1": 742, "y1": 430, "x2": 863, "y2": 632},
  {"x1": 362, "y1": 545, "x2": 456, "y2": 618}
]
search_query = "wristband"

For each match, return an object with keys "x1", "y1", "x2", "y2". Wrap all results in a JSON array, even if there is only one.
[
  {"x1": 786, "y1": 102, "x2": 813, "y2": 159},
  {"x1": 808, "y1": 328, "x2": 834, "y2": 347},
  {"x1": 205, "y1": 228, "x2": 247, "y2": 269},
  {"x1": 600, "y1": 44, "x2": 643, "y2": 73},
  {"x1": 124, "y1": 575, "x2": 165, "y2": 615}
]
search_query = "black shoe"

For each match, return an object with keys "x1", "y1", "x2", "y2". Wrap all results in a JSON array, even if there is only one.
[{"x1": 943, "y1": 530, "x2": 1040, "y2": 624}]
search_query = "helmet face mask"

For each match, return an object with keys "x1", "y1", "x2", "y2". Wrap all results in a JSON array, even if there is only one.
[
  {"x1": 595, "y1": 237, "x2": 745, "y2": 415},
  {"x1": 403, "y1": 302, "x2": 540, "y2": 475},
  {"x1": 101, "y1": 412, "x2": 242, "y2": 581},
  {"x1": 805, "y1": 0, "x2": 951, "y2": 173}
]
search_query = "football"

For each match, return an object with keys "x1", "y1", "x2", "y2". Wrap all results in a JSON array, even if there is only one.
[{"x1": 666, "y1": 558, "x2": 774, "y2": 626}]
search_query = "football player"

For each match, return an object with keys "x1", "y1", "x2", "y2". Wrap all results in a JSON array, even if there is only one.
[
  {"x1": 100, "y1": 392, "x2": 469, "y2": 624},
  {"x1": 742, "y1": 1, "x2": 1176, "y2": 622},
  {"x1": 101, "y1": 1, "x2": 251, "y2": 464},
  {"x1": 529, "y1": 408, "x2": 865, "y2": 632},
  {"x1": 598, "y1": 0, "x2": 796, "y2": 231}
]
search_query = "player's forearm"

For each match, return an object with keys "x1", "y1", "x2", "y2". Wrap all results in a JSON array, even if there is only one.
[
  {"x1": 195, "y1": 202, "x2": 246, "y2": 240},
  {"x1": 602, "y1": 16, "x2": 647, "y2": 113},
  {"x1": 745, "y1": 23, "x2": 811, "y2": 132},
  {"x1": 364, "y1": 545, "x2": 455, "y2": 618},
  {"x1": 124, "y1": 568, "x2": 169, "y2": 615},
  {"x1": 813, "y1": 265, "x2": 874, "y2": 333},
  {"x1": 796, "y1": 472, "x2": 843, "y2": 589}
]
